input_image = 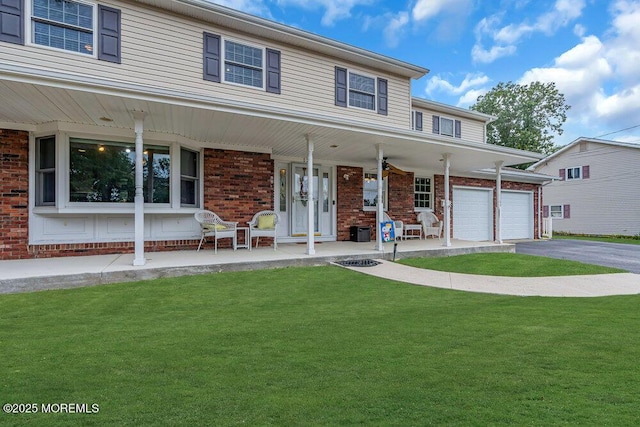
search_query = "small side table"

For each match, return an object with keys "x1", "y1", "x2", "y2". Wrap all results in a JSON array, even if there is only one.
[
  {"x1": 236, "y1": 227, "x2": 250, "y2": 250},
  {"x1": 403, "y1": 224, "x2": 423, "y2": 240}
]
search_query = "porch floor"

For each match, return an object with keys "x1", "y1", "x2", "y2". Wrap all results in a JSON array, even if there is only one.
[{"x1": 0, "y1": 239, "x2": 511, "y2": 294}]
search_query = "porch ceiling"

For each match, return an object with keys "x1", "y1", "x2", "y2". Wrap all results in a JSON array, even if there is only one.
[{"x1": 0, "y1": 78, "x2": 543, "y2": 175}]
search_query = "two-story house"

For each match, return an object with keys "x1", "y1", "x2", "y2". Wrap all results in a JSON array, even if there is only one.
[
  {"x1": 530, "y1": 137, "x2": 640, "y2": 236},
  {"x1": 0, "y1": 0, "x2": 552, "y2": 262}
]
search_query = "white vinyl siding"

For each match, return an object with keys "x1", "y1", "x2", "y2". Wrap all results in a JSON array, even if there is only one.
[
  {"x1": 411, "y1": 107, "x2": 486, "y2": 144},
  {"x1": 0, "y1": 0, "x2": 411, "y2": 129},
  {"x1": 536, "y1": 142, "x2": 640, "y2": 236}
]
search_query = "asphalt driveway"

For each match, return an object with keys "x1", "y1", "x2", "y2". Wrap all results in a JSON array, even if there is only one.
[{"x1": 516, "y1": 239, "x2": 640, "y2": 274}]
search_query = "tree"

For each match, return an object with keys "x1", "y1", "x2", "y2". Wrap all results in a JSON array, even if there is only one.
[{"x1": 471, "y1": 81, "x2": 570, "y2": 155}]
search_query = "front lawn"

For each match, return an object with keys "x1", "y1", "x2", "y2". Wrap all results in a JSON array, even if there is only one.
[
  {"x1": 399, "y1": 252, "x2": 626, "y2": 276},
  {"x1": 1, "y1": 266, "x2": 639, "y2": 426}
]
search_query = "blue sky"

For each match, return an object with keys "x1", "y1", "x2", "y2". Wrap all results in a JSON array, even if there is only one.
[{"x1": 212, "y1": 0, "x2": 640, "y2": 147}]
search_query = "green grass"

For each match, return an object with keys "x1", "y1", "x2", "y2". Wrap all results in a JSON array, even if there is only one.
[
  {"x1": 2, "y1": 266, "x2": 640, "y2": 426},
  {"x1": 399, "y1": 252, "x2": 626, "y2": 276},
  {"x1": 553, "y1": 234, "x2": 640, "y2": 245}
]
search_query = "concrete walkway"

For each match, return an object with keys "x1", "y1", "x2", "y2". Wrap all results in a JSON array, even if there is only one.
[
  {"x1": 1, "y1": 239, "x2": 639, "y2": 297},
  {"x1": 341, "y1": 259, "x2": 640, "y2": 297}
]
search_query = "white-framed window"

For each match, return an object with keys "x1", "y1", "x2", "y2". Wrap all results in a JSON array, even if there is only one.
[
  {"x1": 223, "y1": 38, "x2": 264, "y2": 89},
  {"x1": 349, "y1": 71, "x2": 376, "y2": 111},
  {"x1": 566, "y1": 166, "x2": 581, "y2": 180},
  {"x1": 69, "y1": 139, "x2": 170, "y2": 203},
  {"x1": 180, "y1": 148, "x2": 199, "y2": 207},
  {"x1": 550, "y1": 205, "x2": 563, "y2": 218},
  {"x1": 414, "y1": 177, "x2": 431, "y2": 210},
  {"x1": 411, "y1": 111, "x2": 423, "y2": 131},
  {"x1": 30, "y1": 0, "x2": 95, "y2": 55},
  {"x1": 440, "y1": 117, "x2": 454, "y2": 136},
  {"x1": 35, "y1": 135, "x2": 56, "y2": 206},
  {"x1": 363, "y1": 173, "x2": 387, "y2": 209}
]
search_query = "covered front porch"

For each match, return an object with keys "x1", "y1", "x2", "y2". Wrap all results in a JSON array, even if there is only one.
[{"x1": 0, "y1": 238, "x2": 514, "y2": 294}]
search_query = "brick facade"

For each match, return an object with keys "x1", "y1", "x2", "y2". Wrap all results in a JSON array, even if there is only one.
[
  {"x1": 0, "y1": 130, "x2": 30, "y2": 260},
  {"x1": 336, "y1": 166, "x2": 416, "y2": 241}
]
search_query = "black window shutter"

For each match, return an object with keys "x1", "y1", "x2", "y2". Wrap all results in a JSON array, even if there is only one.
[
  {"x1": 415, "y1": 111, "x2": 423, "y2": 131},
  {"x1": 563, "y1": 204, "x2": 570, "y2": 219},
  {"x1": 432, "y1": 115, "x2": 440, "y2": 134},
  {"x1": 265, "y1": 48, "x2": 281, "y2": 94},
  {"x1": 0, "y1": 0, "x2": 23, "y2": 45},
  {"x1": 335, "y1": 67, "x2": 347, "y2": 107},
  {"x1": 454, "y1": 120, "x2": 461, "y2": 138},
  {"x1": 203, "y1": 32, "x2": 221, "y2": 82},
  {"x1": 377, "y1": 78, "x2": 388, "y2": 115},
  {"x1": 97, "y1": 5, "x2": 121, "y2": 63},
  {"x1": 543, "y1": 205, "x2": 549, "y2": 218},
  {"x1": 582, "y1": 165, "x2": 590, "y2": 179}
]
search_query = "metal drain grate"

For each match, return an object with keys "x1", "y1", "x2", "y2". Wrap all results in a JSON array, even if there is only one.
[{"x1": 336, "y1": 259, "x2": 380, "y2": 267}]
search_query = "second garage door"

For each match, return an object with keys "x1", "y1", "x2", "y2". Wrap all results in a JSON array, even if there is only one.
[
  {"x1": 501, "y1": 191, "x2": 533, "y2": 240},
  {"x1": 453, "y1": 187, "x2": 493, "y2": 241}
]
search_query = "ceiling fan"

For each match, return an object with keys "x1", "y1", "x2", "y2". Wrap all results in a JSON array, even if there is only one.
[{"x1": 381, "y1": 157, "x2": 408, "y2": 178}]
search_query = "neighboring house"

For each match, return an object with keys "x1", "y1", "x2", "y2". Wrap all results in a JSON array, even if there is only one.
[
  {"x1": 529, "y1": 137, "x2": 640, "y2": 236},
  {"x1": 0, "y1": 0, "x2": 551, "y2": 262}
]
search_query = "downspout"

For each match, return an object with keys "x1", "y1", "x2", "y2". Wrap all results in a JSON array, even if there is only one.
[{"x1": 133, "y1": 111, "x2": 146, "y2": 266}]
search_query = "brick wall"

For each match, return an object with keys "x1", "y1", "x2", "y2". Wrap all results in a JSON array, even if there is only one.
[
  {"x1": 0, "y1": 130, "x2": 30, "y2": 260},
  {"x1": 203, "y1": 148, "x2": 275, "y2": 248},
  {"x1": 336, "y1": 166, "x2": 416, "y2": 241},
  {"x1": 0, "y1": 139, "x2": 275, "y2": 260},
  {"x1": 434, "y1": 175, "x2": 540, "y2": 239}
]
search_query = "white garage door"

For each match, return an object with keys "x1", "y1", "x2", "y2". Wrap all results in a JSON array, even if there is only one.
[
  {"x1": 501, "y1": 191, "x2": 533, "y2": 240},
  {"x1": 453, "y1": 187, "x2": 493, "y2": 241}
]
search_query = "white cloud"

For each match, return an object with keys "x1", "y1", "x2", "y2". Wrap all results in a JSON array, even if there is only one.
[
  {"x1": 425, "y1": 73, "x2": 490, "y2": 96},
  {"x1": 412, "y1": 0, "x2": 448, "y2": 21},
  {"x1": 383, "y1": 12, "x2": 410, "y2": 48},
  {"x1": 274, "y1": 0, "x2": 374, "y2": 26},
  {"x1": 517, "y1": 0, "x2": 640, "y2": 138},
  {"x1": 457, "y1": 88, "x2": 488, "y2": 107},
  {"x1": 472, "y1": 0, "x2": 586, "y2": 64}
]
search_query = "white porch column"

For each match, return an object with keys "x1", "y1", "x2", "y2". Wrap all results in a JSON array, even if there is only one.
[
  {"x1": 133, "y1": 111, "x2": 146, "y2": 266},
  {"x1": 442, "y1": 154, "x2": 451, "y2": 247},
  {"x1": 376, "y1": 144, "x2": 384, "y2": 251},
  {"x1": 495, "y1": 161, "x2": 503, "y2": 244},
  {"x1": 306, "y1": 135, "x2": 315, "y2": 255}
]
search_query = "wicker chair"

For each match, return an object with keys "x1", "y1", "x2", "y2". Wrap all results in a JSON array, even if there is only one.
[
  {"x1": 247, "y1": 210, "x2": 280, "y2": 249},
  {"x1": 383, "y1": 213, "x2": 403, "y2": 240},
  {"x1": 417, "y1": 211, "x2": 443, "y2": 240},
  {"x1": 194, "y1": 210, "x2": 238, "y2": 253}
]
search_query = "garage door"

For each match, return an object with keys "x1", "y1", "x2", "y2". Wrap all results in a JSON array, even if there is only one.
[
  {"x1": 453, "y1": 187, "x2": 493, "y2": 241},
  {"x1": 501, "y1": 191, "x2": 533, "y2": 240}
]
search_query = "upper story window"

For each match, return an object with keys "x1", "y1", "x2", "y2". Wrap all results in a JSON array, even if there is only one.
[
  {"x1": 203, "y1": 33, "x2": 281, "y2": 94},
  {"x1": 224, "y1": 40, "x2": 263, "y2": 88},
  {"x1": 432, "y1": 115, "x2": 461, "y2": 138},
  {"x1": 559, "y1": 165, "x2": 589, "y2": 181},
  {"x1": 566, "y1": 166, "x2": 581, "y2": 180},
  {"x1": 411, "y1": 111, "x2": 423, "y2": 131},
  {"x1": 335, "y1": 67, "x2": 388, "y2": 115},
  {"x1": 414, "y1": 177, "x2": 431, "y2": 210},
  {"x1": 31, "y1": 0, "x2": 94, "y2": 55},
  {"x1": 349, "y1": 72, "x2": 376, "y2": 110},
  {"x1": 363, "y1": 173, "x2": 388, "y2": 209}
]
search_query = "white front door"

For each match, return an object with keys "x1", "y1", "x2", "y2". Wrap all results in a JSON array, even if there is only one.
[{"x1": 292, "y1": 164, "x2": 319, "y2": 236}]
